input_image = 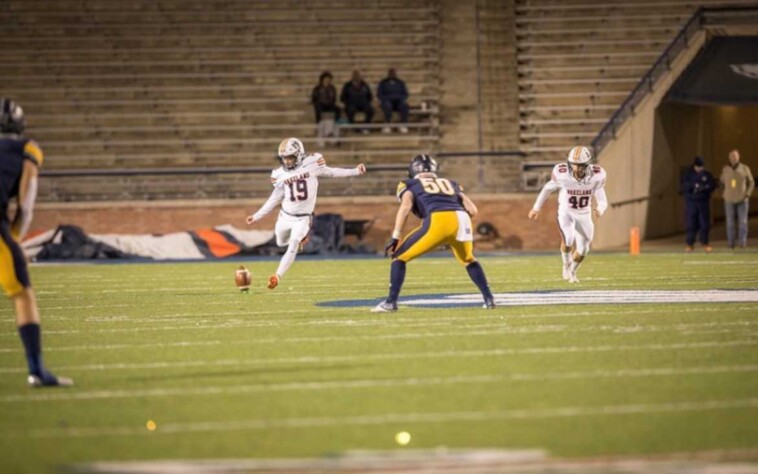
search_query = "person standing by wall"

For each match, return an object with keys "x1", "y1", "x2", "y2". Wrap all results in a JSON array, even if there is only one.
[
  {"x1": 720, "y1": 149, "x2": 755, "y2": 249},
  {"x1": 680, "y1": 156, "x2": 716, "y2": 253}
]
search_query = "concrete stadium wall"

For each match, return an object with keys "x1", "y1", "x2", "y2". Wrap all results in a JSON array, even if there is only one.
[{"x1": 594, "y1": 30, "x2": 707, "y2": 248}]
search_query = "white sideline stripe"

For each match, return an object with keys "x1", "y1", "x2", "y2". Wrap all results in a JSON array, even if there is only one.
[
  {"x1": 2, "y1": 305, "x2": 756, "y2": 338},
  {"x1": 406, "y1": 290, "x2": 758, "y2": 307},
  {"x1": 0, "y1": 340, "x2": 754, "y2": 382},
  {"x1": 1, "y1": 319, "x2": 755, "y2": 355},
  {"x1": 10, "y1": 398, "x2": 758, "y2": 439},
  {"x1": 2, "y1": 364, "x2": 757, "y2": 403}
]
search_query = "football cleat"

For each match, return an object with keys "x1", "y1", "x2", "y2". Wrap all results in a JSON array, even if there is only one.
[
  {"x1": 562, "y1": 263, "x2": 571, "y2": 281},
  {"x1": 28, "y1": 372, "x2": 74, "y2": 388},
  {"x1": 483, "y1": 297, "x2": 496, "y2": 309},
  {"x1": 568, "y1": 272, "x2": 579, "y2": 284},
  {"x1": 370, "y1": 300, "x2": 398, "y2": 313},
  {"x1": 267, "y1": 274, "x2": 279, "y2": 290}
]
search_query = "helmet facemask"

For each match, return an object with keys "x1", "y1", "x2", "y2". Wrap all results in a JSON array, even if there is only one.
[
  {"x1": 280, "y1": 153, "x2": 301, "y2": 170},
  {"x1": 570, "y1": 162, "x2": 590, "y2": 179}
]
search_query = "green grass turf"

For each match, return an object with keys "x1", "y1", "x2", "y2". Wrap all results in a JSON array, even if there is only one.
[{"x1": 1, "y1": 252, "x2": 757, "y2": 472}]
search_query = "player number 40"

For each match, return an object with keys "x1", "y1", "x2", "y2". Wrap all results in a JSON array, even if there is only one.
[
  {"x1": 420, "y1": 177, "x2": 455, "y2": 195},
  {"x1": 568, "y1": 195, "x2": 590, "y2": 209}
]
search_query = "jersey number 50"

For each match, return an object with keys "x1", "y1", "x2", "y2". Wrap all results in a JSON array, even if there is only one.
[{"x1": 420, "y1": 177, "x2": 455, "y2": 195}]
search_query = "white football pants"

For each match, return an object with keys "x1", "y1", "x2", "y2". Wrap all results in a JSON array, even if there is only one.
[
  {"x1": 274, "y1": 213, "x2": 311, "y2": 278},
  {"x1": 557, "y1": 211, "x2": 594, "y2": 256}
]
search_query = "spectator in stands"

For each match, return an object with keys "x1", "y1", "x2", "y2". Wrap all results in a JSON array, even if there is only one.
[
  {"x1": 680, "y1": 156, "x2": 716, "y2": 253},
  {"x1": 720, "y1": 149, "x2": 755, "y2": 248},
  {"x1": 340, "y1": 70, "x2": 375, "y2": 134},
  {"x1": 311, "y1": 71, "x2": 341, "y2": 124},
  {"x1": 377, "y1": 68, "x2": 409, "y2": 134}
]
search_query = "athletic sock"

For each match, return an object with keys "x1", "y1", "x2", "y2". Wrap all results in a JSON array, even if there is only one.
[
  {"x1": 561, "y1": 250, "x2": 571, "y2": 267},
  {"x1": 275, "y1": 241, "x2": 300, "y2": 278},
  {"x1": 466, "y1": 261, "x2": 494, "y2": 300},
  {"x1": 388, "y1": 260, "x2": 407, "y2": 303},
  {"x1": 18, "y1": 323, "x2": 44, "y2": 377}
]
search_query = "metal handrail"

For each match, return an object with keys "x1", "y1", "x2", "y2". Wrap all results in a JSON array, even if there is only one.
[
  {"x1": 39, "y1": 152, "x2": 525, "y2": 178},
  {"x1": 591, "y1": 5, "x2": 758, "y2": 156},
  {"x1": 590, "y1": 7, "x2": 705, "y2": 155}
]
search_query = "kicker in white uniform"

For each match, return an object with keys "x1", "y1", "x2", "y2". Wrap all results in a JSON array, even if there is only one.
[
  {"x1": 528, "y1": 146, "x2": 608, "y2": 283},
  {"x1": 246, "y1": 137, "x2": 366, "y2": 289}
]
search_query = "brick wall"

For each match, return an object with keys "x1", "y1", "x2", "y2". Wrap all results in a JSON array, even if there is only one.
[{"x1": 32, "y1": 195, "x2": 562, "y2": 251}]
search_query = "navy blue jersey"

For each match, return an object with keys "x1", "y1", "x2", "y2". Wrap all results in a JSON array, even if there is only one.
[
  {"x1": 0, "y1": 136, "x2": 43, "y2": 215},
  {"x1": 680, "y1": 167, "x2": 716, "y2": 202},
  {"x1": 396, "y1": 176, "x2": 465, "y2": 219}
]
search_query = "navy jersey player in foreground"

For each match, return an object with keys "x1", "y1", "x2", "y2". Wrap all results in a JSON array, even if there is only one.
[
  {"x1": 372, "y1": 155, "x2": 495, "y2": 312},
  {"x1": 0, "y1": 99, "x2": 72, "y2": 387}
]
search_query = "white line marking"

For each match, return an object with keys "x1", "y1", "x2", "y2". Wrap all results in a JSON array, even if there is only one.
[
  {"x1": 0, "y1": 341, "x2": 755, "y2": 391},
  {"x1": 2, "y1": 305, "x2": 756, "y2": 338},
  {"x1": 10, "y1": 397, "x2": 758, "y2": 439},
  {"x1": 1, "y1": 320, "x2": 755, "y2": 355}
]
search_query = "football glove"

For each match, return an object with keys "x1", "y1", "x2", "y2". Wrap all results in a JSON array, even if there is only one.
[{"x1": 384, "y1": 238, "x2": 399, "y2": 257}]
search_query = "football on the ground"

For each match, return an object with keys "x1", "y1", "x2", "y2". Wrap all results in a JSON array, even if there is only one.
[{"x1": 235, "y1": 265, "x2": 251, "y2": 291}]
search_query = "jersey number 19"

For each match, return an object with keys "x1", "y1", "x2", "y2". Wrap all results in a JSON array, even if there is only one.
[{"x1": 288, "y1": 180, "x2": 308, "y2": 202}]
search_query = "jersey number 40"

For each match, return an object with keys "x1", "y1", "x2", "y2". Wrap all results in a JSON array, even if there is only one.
[{"x1": 568, "y1": 195, "x2": 590, "y2": 209}]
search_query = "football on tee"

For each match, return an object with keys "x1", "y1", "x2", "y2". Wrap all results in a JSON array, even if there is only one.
[{"x1": 235, "y1": 265, "x2": 251, "y2": 291}]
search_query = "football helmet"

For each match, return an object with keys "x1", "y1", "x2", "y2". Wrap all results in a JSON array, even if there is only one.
[
  {"x1": 0, "y1": 98, "x2": 25, "y2": 134},
  {"x1": 277, "y1": 137, "x2": 305, "y2": 170},
  {"x1": 566, "y1": 146, "x2": 592, "y2": 178},
  {"x1": 408, "y1": 154, "x2": 438, "y2": 178}
]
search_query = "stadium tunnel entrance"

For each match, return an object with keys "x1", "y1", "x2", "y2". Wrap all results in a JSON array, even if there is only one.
[{"x1": 647, "y1": 36, "x2": 758, "y2": 239}]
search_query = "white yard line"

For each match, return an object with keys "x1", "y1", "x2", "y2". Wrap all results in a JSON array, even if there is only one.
[
  {"x1": 0, "y1": 340, "x2": 755, "y2": 384},
  {"x1": 8, "y1": 397, "x2": 758, "y2": 439},
  {"x1": 2, "y1": 305, "x2": 756, "y2": 339},
  {"x1": 1, "y1": 319, "x2": 756, "y2": 355}
]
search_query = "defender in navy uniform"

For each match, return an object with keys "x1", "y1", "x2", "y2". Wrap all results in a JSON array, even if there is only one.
[
  {"x1": 680, "y1": 156, "x2": 716, "y2": 252},
  {"x1": 0, "y1": 98, "x2": 72, "y2": 387},
  {"x1": 372, "y1": 155, "x2": 495, "y2": 312}
]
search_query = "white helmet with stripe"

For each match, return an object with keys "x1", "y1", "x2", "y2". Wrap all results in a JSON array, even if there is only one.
[
  {"x1": 566, "y1": 146, "x2": 593, "y2": 179},
  {"x1": 277, "y1": 137, "x2": 305, "y2": 170},
  {"x1": 566, "y1": 146, "x2": 592, "y2": 166}
]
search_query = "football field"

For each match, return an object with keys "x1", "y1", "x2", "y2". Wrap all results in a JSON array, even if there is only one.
[{"x1": 1, "y1": 252, "x2": 758, "y2": 473}]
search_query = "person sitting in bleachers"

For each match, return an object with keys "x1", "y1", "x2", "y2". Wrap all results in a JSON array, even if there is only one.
[
  {"x1": 377, "y1": 68, "x2": 409, "y2": 134},
  {"x1": 311, "y1": 71, "x2": 341, "y2": 124},
  {"x1": 340, "y1": 70, "x2": 375, "y2": 134}
]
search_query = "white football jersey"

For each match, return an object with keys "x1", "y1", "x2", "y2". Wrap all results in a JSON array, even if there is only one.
[
  {"x1": 252, "y1": 153, "x2": 360, "y2": 220},
  {"x1": 533, "y1": 163, "x2": 608, "y2": 216}
]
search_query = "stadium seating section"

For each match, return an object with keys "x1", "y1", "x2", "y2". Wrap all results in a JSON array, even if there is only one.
[{"x1": 2, "y1": 0, "x2": 747, "y2": 200}]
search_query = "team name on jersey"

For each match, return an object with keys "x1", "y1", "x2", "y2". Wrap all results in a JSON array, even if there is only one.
[
  {"x1": 567, "y1": 189, "x2": 593, "y2": 196},
  {"x1": 283, "y1": 172, "x2": 310, "y2": 185}
]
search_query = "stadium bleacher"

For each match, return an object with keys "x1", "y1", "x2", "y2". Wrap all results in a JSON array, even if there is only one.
[
  {"x1": 2, "y1": 0, "x2": 442, "y2": 200},
  {"x1": 516, "y1": 0, "x2": 758, "y2": 161}
]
